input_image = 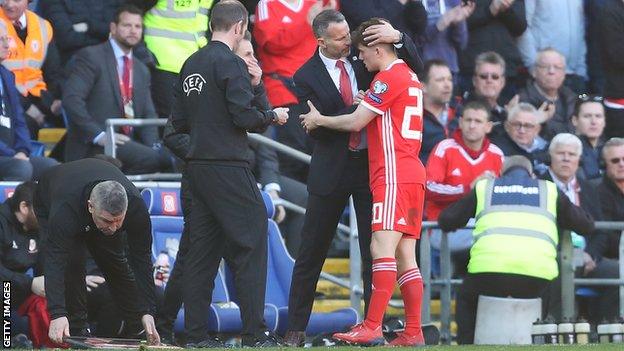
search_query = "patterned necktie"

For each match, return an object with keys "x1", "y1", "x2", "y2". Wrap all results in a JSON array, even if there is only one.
[
  {"x1": 335, "y1": 60, "x2": 360, "y2": 150},
  {"x1": 121, "y1": 55, "x2": 133, "y2": 135},
  {"x1": 13, "y1": 21, "x2": 22, "y2": 31}
]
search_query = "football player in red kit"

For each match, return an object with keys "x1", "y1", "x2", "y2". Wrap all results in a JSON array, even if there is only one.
[{"x1": 300, "y1": 18, "x2": 426, "y2": 346}]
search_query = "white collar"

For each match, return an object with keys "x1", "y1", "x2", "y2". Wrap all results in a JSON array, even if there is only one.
[
  {"x1": 384, "y1": 59, "x2": 405, "y2": 71},
  {"x1": 319, "y1": 49, "x2": 347, "y2": 71},
  {"x1": 548, "y1": 169, "x2": 577, "y2": 192},
  {"x1": 278, "y1": 0, "x2": 303, "y2": 12},
  {"x1": 16, "y1": 13, "x2": 27, "y2": 28},
  {"x1": 109, "y1": 38, "x2": 133, "y2": 60}
]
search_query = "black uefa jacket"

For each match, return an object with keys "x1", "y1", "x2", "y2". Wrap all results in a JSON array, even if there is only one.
[{"x1": 171, "y1": 41, "x2": 276, "y2": 166}]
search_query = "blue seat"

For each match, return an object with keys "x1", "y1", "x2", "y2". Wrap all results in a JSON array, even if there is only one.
[
  {"x1": 30, "y1": 141, "x2": 46, "y2": 157},
  {"x1": 259, "y1": 192, "x2": 358, "y2": 336},
  {"x1": 141, "y1": 187, "x2": 182, "y2": 216}
]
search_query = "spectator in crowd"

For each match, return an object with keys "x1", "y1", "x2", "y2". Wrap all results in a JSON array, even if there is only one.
[
  {"x1": 62, "y1": 5, "x2": 172, "y2": 174},
  {"x1": 38, "y1": 159, "x2": 160, "y2": 345},
  {"x1": 597, "y1": 137, "x2": 624, "y2": 260},
  {"x1": 341, "y1": 0, "x2": 427, "y2": 45},
  {"x1": 284, "y1": 10, "x2": 421, "y2": 347},
  {"x1": 516, "y1": 0, "x2": 587, "y2": 94},
  {"x1": 130, "y1": 0, "x2": 214, "y2": 120},
  {"x1": 0, "y1": 182, "x2": 54, "y2": 348},
  {"x1": 425, "y1": 101, "x2": 503, "y2": 276},
  {"x1": 0, "y1": 0, "x2": 64, "y2": 138},
  {"x1": 461, "y1": 51, "x2": 508, "y2": 137},
  {"x1": 517, "y1": 48, "x2": 576, "y2": 140},
  {"x1": 439, "y1": 155, "x2": 594, "y2": 344},
  {"x1": 459, "y1": 0, "x2": 526, "y2": 101},
  {"x1": 420, "y1": 59, "x2": 459, "y2": 164},
  {"x1": 598, "y1": 0, "x2": 624, "y2": 140},
  {"x1": 0, "y1": 24, "x2": 58, "y2": 181},
  {"x1": 419, "y1": 0, "x2": 472, "y2": 80},
  {"x1": 253, "y1": 0, "x2": 336, "y2": 181},
  {"x1": 491, "y1": 102, "x2": 548, "y2": 174},
  {"x1": 39, "y1": 0, "x2": 124, "y2": 65},
  {"x1": 572, "y1": 94, "x2": 606, "y2": 180},
  {"x1": 539, "y1": 133, "x2": 620, "y2": 323}
]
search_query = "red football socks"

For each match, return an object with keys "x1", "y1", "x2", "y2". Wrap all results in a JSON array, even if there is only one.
[
  {"x1": 398, "y1": 267, "x2": 423, "y2": 336},
  {"x1": 363, "y1": 257, "x2": 397, "y2": 330}
]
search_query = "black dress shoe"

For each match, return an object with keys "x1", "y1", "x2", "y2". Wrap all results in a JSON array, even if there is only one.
[
  {"x1": 241, "y1": 330, "x2": 284, "y2": 347},
  {"x1": 283, "y1": 330, "x2": 305, "y2": 347},
  {"x1": 185, "y1": 336, "x2": 227, "y2": 348}
]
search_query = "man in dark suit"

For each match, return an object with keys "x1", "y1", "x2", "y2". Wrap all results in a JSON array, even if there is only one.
[
  {"x1": 0, "y1": 23, "x2": 58, "y2": 181},
  {"x1": 283, "y1": 10, "x2": 422, "y2": 346},
  {"x1": 37, "y1": 159, "x2": 159, "y2": 345},
  {"x1": 538, "y1": 133, "x2": 619, "y2": 323},
  {"x1": 62, "y1": 4, "x2": 171, "y2": 174}
]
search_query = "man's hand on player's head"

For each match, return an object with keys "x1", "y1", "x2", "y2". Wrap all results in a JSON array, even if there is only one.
[
  {"x1": 362, "y1": 20, "x2": 401, "y2": 46},
  {"x1": 300, "y1": 101, "x2": 323, "y2": 132}
]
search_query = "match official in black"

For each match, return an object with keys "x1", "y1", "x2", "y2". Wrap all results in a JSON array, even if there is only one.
[
  {"x1": 36, "y1": 159, "x2": 160, "y2": 345},
  {"x1": 170, "y1": 0, "x2": 288, "y2": 347}
]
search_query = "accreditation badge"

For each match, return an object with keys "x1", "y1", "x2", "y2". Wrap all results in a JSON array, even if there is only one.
[{"x1": 124, "y1": 101, "x2": 135, "y2": 119}]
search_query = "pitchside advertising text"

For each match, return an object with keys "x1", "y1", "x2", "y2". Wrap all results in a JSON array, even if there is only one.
[{"x1": 2, "y1": 281, "x2": 10, "y2": 348}]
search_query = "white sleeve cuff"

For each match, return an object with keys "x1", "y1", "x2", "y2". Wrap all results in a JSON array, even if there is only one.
[
  {"x1": 264, "y1": 182, "x2": 281, "y2": 193},
  {"x1": 360, "y1": 100, "x2": 384, "y2": 115}
]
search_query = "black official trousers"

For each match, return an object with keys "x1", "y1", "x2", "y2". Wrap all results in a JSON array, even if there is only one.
[
  {"x1": 183, "y1": 163, "x2": 268, "y2": 342},
  {"x1": 156, "y1": 172, "x2": 191, "y2": 337},
  {"x1": 456, "y1": 273, "x2": 549, "y2": 344},
  {"x1": 55, "y1": 229, "x2": 144, "y2": 334},
  {"x1": 287, "y1": 153, "x2": 373, "y2": 332}
]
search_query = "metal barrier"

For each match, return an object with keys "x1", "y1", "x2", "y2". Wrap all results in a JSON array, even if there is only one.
[
  {"x1": 104, "y1": 118, "x2": 364, "y2": 312},
  {"x1": 421, "y1": 222, "x2": 624, "y2": 344}
]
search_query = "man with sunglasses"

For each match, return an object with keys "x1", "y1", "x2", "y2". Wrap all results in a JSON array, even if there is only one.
[
  {"x1": 596, "y1": 138, "x2": 624, "y2": 262},
  {"x1": 461, "y1": 51, "x2": 507, "y2": 138}
]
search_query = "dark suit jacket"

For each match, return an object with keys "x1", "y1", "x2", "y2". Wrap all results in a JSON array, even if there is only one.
[
  {"x1": 294, "y1": 36, "x2": 421, "y2": 195},
  {"x1": 63, "y1": 40, "x2": 159, "y2": 162},
  {"x1": 540, "y1": 171, "x2": 606, "y2": 259},
  {"x1": 0, "y1": 66, "x2": 31, "y2": 156}
]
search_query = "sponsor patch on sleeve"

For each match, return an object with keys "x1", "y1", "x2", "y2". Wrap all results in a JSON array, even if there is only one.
[
  {"x1": 372, "y1": 80, "x2": 388, "y2": 94},
  {"x1": 367, "y1": 92, "x2": 382, "y2": 104}
]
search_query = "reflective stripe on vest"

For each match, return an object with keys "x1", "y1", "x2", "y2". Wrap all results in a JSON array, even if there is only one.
[
  {"x1": 469, "y1": 178, "x2": 559, "y2": 280},
  {"x1": 0, "y1": 10, "x2": 51, "y2": 96},
  {"x1": 143, "y1": 0, "x2": 212, "y2": 73}
]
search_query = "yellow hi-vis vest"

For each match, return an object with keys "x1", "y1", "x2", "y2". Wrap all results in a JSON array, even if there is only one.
[
  {"x1": 469, "y1": 178, "x2": 559, "y2": 280},
  {"x1": 143, "y1": 0, "x2": 214, "y2": 74},
  {"x1": 0, "y1": 10, "x2": 52, "y2": 97}
]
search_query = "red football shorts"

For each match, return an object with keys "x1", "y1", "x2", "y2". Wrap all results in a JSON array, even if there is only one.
[{"x1": 371, "y1": 183, "x2": 425, "y2": 238}]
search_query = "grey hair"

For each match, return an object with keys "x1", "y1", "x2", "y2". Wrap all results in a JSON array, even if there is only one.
[
  {"x1": 507, "y1": 102, "x2": 545, "y2": 124},
  {"x1": 312, "y1": 9, "x2": 346, "y2": 38},
  {"x1": 474, "y1": 51, "x2": 506, "y2": 73},
  {"x1": 602, "y1": 137, "x2": 624, "y2": 160},
  {"x1": 549, "y1": 133, "x2": 582, "y2": 156},
  {"x1": 89, "y1": 181, "x2": 128, "y2": 215},
  {"x1": 533, "y1": 47, "x2": 566, "y2": 72},
  {"x1": 502, "y1": 155, "x2": 533, "y2": 175}
]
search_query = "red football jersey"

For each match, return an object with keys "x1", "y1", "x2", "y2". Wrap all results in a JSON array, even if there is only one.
[
  {"x1": 254, "y1": 0, "x2": 318, "y2": 107},
  {"x1": 360, "y1": 59, "x2": 426, "y2": 189},
  {"x1": 425, "y1": 138, "x2": 504, "y2": 220}
]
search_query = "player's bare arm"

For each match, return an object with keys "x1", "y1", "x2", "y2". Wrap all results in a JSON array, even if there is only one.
[{"x1": 300, "y1": 100, "x2": 376, "y2": 132}]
